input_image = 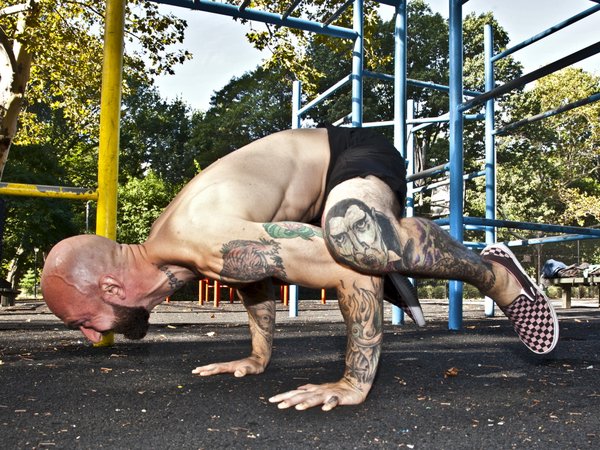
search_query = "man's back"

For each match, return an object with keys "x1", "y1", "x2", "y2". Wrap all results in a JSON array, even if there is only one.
[{"x1": 144, "y1": 128, "x2": 331, "y2": 271}]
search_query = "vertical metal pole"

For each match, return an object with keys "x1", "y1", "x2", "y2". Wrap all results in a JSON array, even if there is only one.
[
  {"x1": 96, "y1": 0, "x2": 125, "y2": 241},
  {"x1": 292, "y1": 80, "x2": 302, "y2": 130},
  {"x1": 351, "y1": 0, "x2": 363, "y2": 127},
  {"x1": 448, "y1": 0, "x2": 464, "y2": 330},
  {"x1": 289, "y1": 80, "x2": 301, "y2": 317},
  {"x1": 391, "y1": 0, "x2": 408, "y2": 325},
  {"x1": 94, "y1": 0, "x2": 125, "y2": 347},
  {"x1": 484, "y1": 23, "x2": 496, "y2": 317}
]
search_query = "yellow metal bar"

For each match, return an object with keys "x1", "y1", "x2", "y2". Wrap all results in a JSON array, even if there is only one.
[
  {"x1": 96, "y1": 0, "x2": 125, "y2": 241},
  {"x1": 0, "y1": 182, "x2": 98, "y2": 200},
  {"x1": 94, "y1": 0, "x2": 126, "y2": 348}
]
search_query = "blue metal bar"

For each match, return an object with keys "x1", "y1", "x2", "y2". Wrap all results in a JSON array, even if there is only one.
[
  {"x1": 157, "y1": 0, "x2": 358, "y2": 40},
  {"x1": 291, "y1": 80, "x2": 301, "y2": 129},
  {"x1": 483, "y1": 24, "x2": 496, "y2": 316},
  {"x1": 351, "y1": 0, "x2": 363, "y2": 127},
  {"x1": 409, "y1": 169, "x2": 484, "y2": 194},
  {"x1": 438, "y1": 217, "x2": 600, "y2": 237},
  {"x1": 392, "y1": 0, "x2": 407, "y2": 326},
  {"x1": 461, "y1": 40, "x2": 600, "y2": 112},
  {"x1": 448, "y1": 0, "x2": 464, "y2": 330},
  {"x1": 238, "y1": 0, "x2": 251, "y2": 11},
  {"x1": 495, "y1": 92, "x2": 600, "y2": 136},
  {"x1": 324, "y1": 0, "x2": 353, "y2": 26},
  {"x1": 363, "y1": 71, "x2": 482, "y2": 97},
  {"x1": 492, "y1": 4, "x2": 600, "y2": 62},
  {"x1": 297, "y1": 75, "x2": 351, "y2": 116}
]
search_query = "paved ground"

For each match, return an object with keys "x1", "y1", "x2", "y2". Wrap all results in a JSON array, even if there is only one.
[{"x1": 1, "y1": 298, "x2": 599, "y2": 449}]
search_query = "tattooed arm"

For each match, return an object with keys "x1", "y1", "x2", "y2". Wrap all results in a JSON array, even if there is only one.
[
  {"x1": 269, "y1": 275, "x2": 384, "y2": 411},
  {"x1": 192, "y1": 279, "x2": 276, "y2": 377}
]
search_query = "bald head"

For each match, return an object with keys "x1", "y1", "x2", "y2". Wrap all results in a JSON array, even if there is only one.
[
  {"x1": 41, "y1": 235, "x2": 150, "y2": 342},
  {"x1": 41, "y1": 235, "x2": 117, "y2": 318}
]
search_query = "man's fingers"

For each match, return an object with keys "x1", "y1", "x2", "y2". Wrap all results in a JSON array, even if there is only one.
[
  {"x1": 322, "y1": 395, "x2": 340, "y2": 412},
  {"x1": 192, "y1": 363, "x2": 229, "y2": 376}
]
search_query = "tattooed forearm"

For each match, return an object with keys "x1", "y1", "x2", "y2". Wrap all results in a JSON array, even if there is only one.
[
  {"x1": 263, "y1": 222, "x2": 323, "y2": 240},
  {"x1": 220, "y1": 238, "x2": 287, "y2": 282},
  {"x1": 337, "y1": 277, "x2": 383, "y2": 388},
  {"x1": 245, "y1": 300, "x2": 275, "y2": 360},
  {"x1": 159, "y1": 266, "x2": 186, "y2": 291}
]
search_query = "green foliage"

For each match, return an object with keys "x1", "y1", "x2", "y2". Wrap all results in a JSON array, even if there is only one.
[
  {"x1": 496, "y1": 68, "x2": 600, "y2": 228},
  {"x1": 0, "y1": 0, "x2": 190, "y2": 148},
  {"x1": 117, "y1": 171, "x2": 176, "y2": 244}
]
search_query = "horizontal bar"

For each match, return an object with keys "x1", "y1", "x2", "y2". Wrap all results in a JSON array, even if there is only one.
[
  {"x1": 363, "y1": 71, "x2": 482, "y2": 97},
  {"x1": 465, "y1": 234, "x2": 600, "y2": 249},
  {"x1": 0, "y1": 182, "x2": 98, "y2": 200},
  {"x1": 437, "y1": 217, "x2": 600, "y2": 237},
  {"x1": 461, "y1": 40, "x2": 600, "y2": 112},
  {"x1": 495, "y1": 92, "x2": 600, "y2": 136},
  {"x1": 0, "y1": 3, "x2": 30, "y2": 16},
  {"x1": 361, "y1": 120, "x2": 395, "y2": 128},
  {"x1": 297, "y1": 74, "x2": 351, "y2": 116},
  {"x1": 493, "y1": 4, "x2": 600, "y2": 62},
  {"x1": 409, "y1": 169, "x2": 484, "y2": 193},
  {"x1": 158, "y1": 0, "x2": 358, "y2": 40},
  {"x1": 407, "y1": 163, "x2": 449, "y2": 182}
]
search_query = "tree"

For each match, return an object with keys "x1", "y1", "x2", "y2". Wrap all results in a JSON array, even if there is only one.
[
  {"x1": 120, "y1": 78, "x2": 194, "y2": 186},
  {"x1": 186, "y1": 65, "x2": 294, "y2": 168},
  {"x1": 117, "y1": 170, "x2": 176, "y2": 244},
  {"x1": 496, "y1": 68, "x2": 600, "y2": 228},
  {"x1": 0, "y1": 0, "x2": 191, "y2": 178}
]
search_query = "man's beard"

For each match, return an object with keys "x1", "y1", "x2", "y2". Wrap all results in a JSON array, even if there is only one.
[{"x1": 110, "y1": 304, "x2": 150, "y2": 340}]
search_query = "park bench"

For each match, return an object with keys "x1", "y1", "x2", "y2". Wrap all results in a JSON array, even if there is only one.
[
  {"x1": 0, "y1": 287, "x2": 20, "y2": 307},
  {"x1": 545, "y1": 276, "x2": 600, "y2": 309}
]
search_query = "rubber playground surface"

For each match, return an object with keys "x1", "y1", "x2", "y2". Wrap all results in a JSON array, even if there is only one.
[{"x1": 1, "y1": 299, "x2": 599, "y2": 449}]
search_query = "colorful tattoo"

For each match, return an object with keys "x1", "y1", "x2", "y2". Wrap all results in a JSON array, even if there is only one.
[
  {"x1": 263, "y1": 222, "x2": 322, "y2": 240},
  {"x1": 220, "y1": 238, "x2": 287, "y2": 282},
  {"x1": 159, "y1": 266, "x2": 186, "y2": 291},
  {"x1": 337, "y1": 278, "x2": 383, "y2": 388}
]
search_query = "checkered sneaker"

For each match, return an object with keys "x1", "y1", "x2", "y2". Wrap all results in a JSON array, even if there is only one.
[{"x1": 481, "y1": 243, "x2": 559, "y2": 354}]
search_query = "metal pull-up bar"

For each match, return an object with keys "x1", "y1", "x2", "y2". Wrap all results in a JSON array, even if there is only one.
[{"x1": 461, "y1": 40, "x2": 600, "y2": 112}]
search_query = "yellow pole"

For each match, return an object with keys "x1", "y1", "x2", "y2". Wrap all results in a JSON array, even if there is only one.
[{"x1": 94, "y1": 0, "x2": 126, "y2": 347}]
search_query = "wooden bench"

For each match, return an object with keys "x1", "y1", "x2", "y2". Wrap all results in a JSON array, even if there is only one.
[{"x1": 546, "y1": 276, "x2": 600, "y2": 308}]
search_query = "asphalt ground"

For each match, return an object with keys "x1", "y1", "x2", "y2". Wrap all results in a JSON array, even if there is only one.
[{"x1": 1, "y1": 298, "x2": 599, "y2": 449}]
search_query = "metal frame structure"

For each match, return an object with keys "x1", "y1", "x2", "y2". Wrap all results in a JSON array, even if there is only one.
[{"x1": 2, "y1": 0, "x2": 599, "y2": 330}]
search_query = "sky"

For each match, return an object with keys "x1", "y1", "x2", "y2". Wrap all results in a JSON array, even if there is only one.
[{"x1": 150, "y1": 0, "x2": 600, "y2": 111}]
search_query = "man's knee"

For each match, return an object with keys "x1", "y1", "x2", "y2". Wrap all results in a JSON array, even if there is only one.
[{"x1": 323, "y1": 197, "x2": 399, "y2": 273}]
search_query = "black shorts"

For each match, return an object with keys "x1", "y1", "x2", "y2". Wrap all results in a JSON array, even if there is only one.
[{"x1": 315, "y1": 125, "x2": 407, "y2": 220}]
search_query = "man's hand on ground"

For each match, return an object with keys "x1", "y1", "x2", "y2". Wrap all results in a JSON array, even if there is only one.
[
  {"x1": 268, "y1": 378, "x2": 366, "y2": 412},
  {"x1": 192, "y1": 356, "x2": 266, "y2": 378}
]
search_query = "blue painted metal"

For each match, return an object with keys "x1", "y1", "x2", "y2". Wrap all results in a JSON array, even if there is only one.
[
  {"x1": 391, "y1": 0, "x2": 407, "y2": 326},
  {"x1": 448, "y1": 0, "x2": 464, "y2": 330},
  {"x1": 282, "y1": 0, "x2": 304, "y2": 20},
  {"x1": 483, "y1": 23, "x2": 496, "y2": 316},
  {"x1": 495, "y1": 92, "x2": 600, "y2": 136},
  {"x1": 351, "y1": 0, "x2": 363, "y2": 127},
  {"x1": 297, "y1": 75, "x2": 351, "y2": 117},
  {"x1": 324, "y1": 0, "x2": 354, "y2": 26},
  {"x1": 291, "y1": 80, "x2": 301, "y2": 129},
  {"x1": 157, "y1": 0, "x2": 358, "y2": 40},
  {"x1": 461, "y1": 40, "x2": 600, "y2": 113},
  {"x1": 492, "y1": 4, "x2": 600, "y2": 62}
]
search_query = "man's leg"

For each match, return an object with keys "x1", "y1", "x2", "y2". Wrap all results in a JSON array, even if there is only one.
[{"x1": 322, "y1": 176, "x2": 558, "y2": 354}]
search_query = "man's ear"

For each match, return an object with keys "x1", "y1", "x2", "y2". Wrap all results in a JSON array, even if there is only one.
[{"x1": 99, "y1": 275, "x2": 125, "y2": 302}]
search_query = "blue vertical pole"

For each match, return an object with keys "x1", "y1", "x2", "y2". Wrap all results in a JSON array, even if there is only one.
[
  {"x1": 448, "y1": 0, "x2": 464, "y2": 330},
  {"x1": 289, "y1": 80, "x2": 302, "y2": 318},
  {"x1": 351, "y1": 0, "x2": 363, "y2": 127},
  {"x1": 392, "y1": 0, "x2": 408, "y2": 325},
  {"x1": 484, "y1": 24, "x2": 496, "y2": 317},
  {"x1": 292, "y1": 80, "x2": 302, "y2": 130}
]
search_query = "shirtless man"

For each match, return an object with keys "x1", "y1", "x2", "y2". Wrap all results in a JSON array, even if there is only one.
[{"x1": 41, "y1": 125, "x2": 559, "y2": 411}]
